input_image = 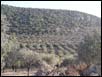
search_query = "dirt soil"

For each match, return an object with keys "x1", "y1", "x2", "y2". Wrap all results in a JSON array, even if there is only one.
[{"x1": 1, "y1": 69, "x2": 37, "y2": 76}]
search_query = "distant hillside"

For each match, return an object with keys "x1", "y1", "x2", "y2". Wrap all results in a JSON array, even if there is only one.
[{"x1": 1, "y1": 4, "x2": 101, "y2": 55}]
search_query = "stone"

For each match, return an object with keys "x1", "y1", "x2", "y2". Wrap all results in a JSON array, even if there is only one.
[
  {"x1": 90, "y1": 72, "x2": 99, "y2": 76},
  {"x1": 81, "y1": 64, "x2": 98, "y2": 76},
  {"x1": 75, "y1": 62, "x2": 89, "y2": 72},
  {"x1": 65, "y1": 65, "x2": 80, "y2": 76},
  {"x1": 95, "y1": 64, "x2": 101, "y2": 76}
]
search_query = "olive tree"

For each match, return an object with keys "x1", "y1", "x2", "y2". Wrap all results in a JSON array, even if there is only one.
[
  {"x1": 19, "y1": 48, "x2": 40, "y2": 76},
  {"x1": 3, "y1": 34, "x2": 20, "y2": 71},
  {"x1": 41, "y1": 53, "x2": 60, "y2": 67},
  {"x1": 5, "y1": 49, "x2": 22, "y2": 72},
  {"x1": 78, "y1": 31, "x2": 101, "y2": 64}
]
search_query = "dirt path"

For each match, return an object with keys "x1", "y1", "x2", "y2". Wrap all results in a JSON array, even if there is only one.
[{"x1": 1, "y1": 69, "x2": 37, "y2": 76}]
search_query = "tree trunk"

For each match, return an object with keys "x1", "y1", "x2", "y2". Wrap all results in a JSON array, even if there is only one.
[
  {"x1": 14, "y1": 66, "x2": 17, "y2": 72},
  {"x1": 2, "y1": 67, "x2": 5, "y2": 73},
  {"x1": 12, "y1": 65, "x2": 15, "y2": 71},
  {"x1": 27, "y1": 67, "x2": 30, "y2": 76}
]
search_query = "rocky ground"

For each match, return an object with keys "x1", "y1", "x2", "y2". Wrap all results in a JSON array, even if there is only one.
[
  {"x1": 1, "y1": 63, "x2": 101, "y2": 76},
  {"x1": 34, "y1": 63, "x2": 101, "y2": 76}
]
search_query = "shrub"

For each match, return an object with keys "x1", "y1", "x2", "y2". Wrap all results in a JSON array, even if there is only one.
[
  {"x1": 78, "y1": 31, "x2": 101, "y2": 64},
  {"x1": 40, "y1": 53, "x2": 60, "y2": 67}
]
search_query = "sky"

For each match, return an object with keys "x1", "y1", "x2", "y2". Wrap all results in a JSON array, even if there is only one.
[{"x1": 1, "y1": 1, "x2": 101, "y2": 18}]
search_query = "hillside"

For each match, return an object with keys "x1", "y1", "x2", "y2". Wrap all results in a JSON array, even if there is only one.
[
  {"x1": 1, "y1": 4, "x2": 101, "y2": 53},
  {"x1": 1, "y1": 5, "x2": 101, "y2": 76}
]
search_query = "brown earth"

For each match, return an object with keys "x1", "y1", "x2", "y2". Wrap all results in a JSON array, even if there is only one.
[{"x1": 1, "y1": 69, "x2": 37, "y2": 76}]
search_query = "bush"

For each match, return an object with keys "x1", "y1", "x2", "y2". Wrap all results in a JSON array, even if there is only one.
[
  {"x1": 78, "y1": 31, "x2": 101, "y2": 64},
  {"x1": 60, "y1": 58, "x2": 75, "y2": 67},
  {"x1": 40, "y1": 53, "x2": 60, "y2": 67}
]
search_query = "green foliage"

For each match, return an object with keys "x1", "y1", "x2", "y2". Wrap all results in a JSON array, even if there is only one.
[
  {"x1": 57, "y1": 50, "x2": 64, "y2": 57},
  {"x1": 5, "y1": 49, "x2": 21, "y2": 68},
  {"x1": 1, "y1": 33, "x2": 20, "y2": 70},
  {"x1": 1, "y1": 5, "x2": 101, "y2": 74},
  {"x1": 40, "y1": 53, "x2": 60, "y2": 67},
  {"x1": 19, "y1": 48, "x2": 41, "y2": 68},
  {"x1": 60, "y1": 52, "x2": 76, "y2": 67},
  {"x1": 60, "y1": 58, "x2": 75, "y2": 67},
  {"x1": 78, "y1": 31, "x2": 101, "y2": 64},
  {"x1": 1, "y1": 55, "x2": 5, "y2": 71},
  {"x1": 3, "y1": 33, "x2": 19, "y2": 53},
  {"x1": 1, "y1": 4, "x2": 100, "y2": 36},
  {"x1": 1, "y1": 14, "x2": 9, "y2": 33}
]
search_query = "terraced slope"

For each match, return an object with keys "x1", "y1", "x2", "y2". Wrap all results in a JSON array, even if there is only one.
[{"x1": 1, "y1": 5, "x2": 101, "y2": 57}]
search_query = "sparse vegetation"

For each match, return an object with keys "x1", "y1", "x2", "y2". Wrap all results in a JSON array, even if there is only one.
[
  {"x1": 1, "y1": 4, "x2": 101, "y2": 76},
  {"x1": 78, "y1": 31, "x2": 101, "y2": 65}
]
